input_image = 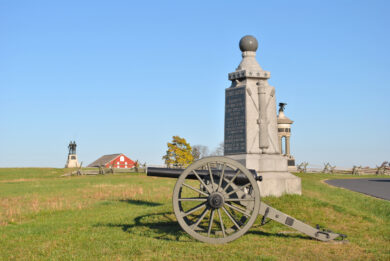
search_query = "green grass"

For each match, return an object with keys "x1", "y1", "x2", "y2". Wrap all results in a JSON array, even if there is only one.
[{"x1": 0, "y1": 169, "x2": 389, "y2": 260}]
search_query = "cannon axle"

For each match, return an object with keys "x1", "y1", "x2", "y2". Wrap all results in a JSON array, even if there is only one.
[{"x1": 147, "y1": 167, "x2": 260, "y2": 186}]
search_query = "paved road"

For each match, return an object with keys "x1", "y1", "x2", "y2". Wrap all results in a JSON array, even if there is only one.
[{"x1": 325, "y1": 178, "x2": 390, "y2": 201}]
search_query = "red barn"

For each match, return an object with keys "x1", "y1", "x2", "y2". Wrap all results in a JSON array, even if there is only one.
[{"x1": 88, "y1": 153, "x2": 136, "y2": 169}]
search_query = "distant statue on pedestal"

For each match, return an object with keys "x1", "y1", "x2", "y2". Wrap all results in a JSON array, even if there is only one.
[
  {"x1": 277, "y1": 102, "x2": 296, "y2": 171},
  {"x1": 68, "y1": 141, "x2": 77, "y2": 155},
  {"x1": 279, "y1": 102, "x2": 287, "y2": 112},
  {"x1": 65, "y1": 141, "x2": 80, "y2": 168}
]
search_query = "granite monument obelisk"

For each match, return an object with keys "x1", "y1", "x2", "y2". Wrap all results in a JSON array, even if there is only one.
[{"x1": 224, "y1": 35, "x2": 301, "y2": 197}]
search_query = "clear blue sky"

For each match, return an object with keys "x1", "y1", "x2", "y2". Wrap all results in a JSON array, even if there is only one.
[{"x1": 0, "y1": 0, "x2": 389, "y2": 168}]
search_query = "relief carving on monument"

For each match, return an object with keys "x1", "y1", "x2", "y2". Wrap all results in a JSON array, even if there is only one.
[{"x1": 224, "y1": 87, "x2": 246, "y2": 155}]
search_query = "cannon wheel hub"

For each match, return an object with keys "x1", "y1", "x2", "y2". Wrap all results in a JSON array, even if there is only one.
[{"x1": 208, "y1": 193, "x2": 224, "y2": 209}]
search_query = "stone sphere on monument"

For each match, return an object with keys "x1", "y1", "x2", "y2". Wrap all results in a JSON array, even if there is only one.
[{"x1": 239, "y1": 35, "x2": 258, "y2": 52}]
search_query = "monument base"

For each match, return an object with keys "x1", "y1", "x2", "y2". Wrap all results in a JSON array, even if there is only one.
[
  {"x1": 65, "y1": 154, "x2": 80, "y2": 168},
  {"x1": 288, "y1": 166, "x2": 298, "y2": 172},
  {"x1": 226, "y1": 154, "x2": 302, "y2": 197},
  {"x1": 257, "y1": 172, "x2": 301, "y2": 197}
]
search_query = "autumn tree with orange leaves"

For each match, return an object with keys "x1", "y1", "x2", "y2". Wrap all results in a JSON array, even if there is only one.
[{"x1": 162, "y1": 136, "x2": 194, "y2": 168}]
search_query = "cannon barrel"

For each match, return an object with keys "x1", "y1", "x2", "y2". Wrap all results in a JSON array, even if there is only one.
[{"x1": 147, "y1": 167, "x2": 260, "y2": 186}]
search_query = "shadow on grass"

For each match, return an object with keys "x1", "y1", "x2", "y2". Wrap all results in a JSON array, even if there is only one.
[
  {"x1": 96, "y1": 212, "x2": 190, "y2": 242},
  {"x1": 97, "y1": 211, "x2": 312, "y2": 242},
  {"x1": 247, "y1": 229, "x2": 311, "y2": 240},
  {"x1": 118, "y1": 199, "x2": 163, "y2": 207}
]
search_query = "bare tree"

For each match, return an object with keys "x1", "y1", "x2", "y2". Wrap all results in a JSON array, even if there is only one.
[
  {"x1": 192, "y1": 142, "x2": 224, "y2": 160},
  {"x1": 352, "y1": 165, "x2": 361, "y2": 175},
  {"x1": 192, "y1": 146, "x2": 201, "y2": 161},
  {"x1": 322, "y1": 163, "x2": 331, "y2": 174},
  {"x1": 376, "y1": 161, "x2": 389, "y2": 175},
  {"x1": 210, "y1": 142, "x2": 224, "y2": 156},
  {"x1": 297, "y1": 162, "x2": 309, "y2": 173},
  {"x1": 192, "y1": 145, "x2": 209, "y2": 160},
  {"x1": 322, "y1": 163, "x2": 336, "y2": 174}
]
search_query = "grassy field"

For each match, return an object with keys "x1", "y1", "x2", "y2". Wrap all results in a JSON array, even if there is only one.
[{"x1": 0, "y1": 168, "x2": 389, "y2": 260}]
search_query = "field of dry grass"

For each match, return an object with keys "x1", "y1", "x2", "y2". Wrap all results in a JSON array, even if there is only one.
[{"x1": 0, "y1": 168, "x2": 389, "y2": 260}]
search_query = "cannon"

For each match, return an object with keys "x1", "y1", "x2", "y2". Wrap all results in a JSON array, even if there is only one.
[{"x1": 147, "y1": 156, "x2": 346, "y2": 244}]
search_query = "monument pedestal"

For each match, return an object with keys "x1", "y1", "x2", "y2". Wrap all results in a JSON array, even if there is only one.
[
  {"x1": 258, "y1": 172, "x2": 301, "y2": 197},
  {"x1": 227, "y1": 154, "x2": 301, "y2": 197},
  {"x1": 65, "y1": 154, "x2": 80, "y2": 168},
  {"x1": 288, "y1": 165, "x2": 298, "y2": 172}
]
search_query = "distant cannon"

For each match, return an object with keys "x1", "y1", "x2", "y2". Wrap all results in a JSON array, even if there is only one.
[{"x1": 147, "y1": 156, "x2": 346, "y2": 244}]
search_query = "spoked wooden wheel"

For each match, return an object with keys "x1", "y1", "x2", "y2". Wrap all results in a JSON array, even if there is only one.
[{"x1": 172, "y1": 157, "x2": 261, "y2": 244}]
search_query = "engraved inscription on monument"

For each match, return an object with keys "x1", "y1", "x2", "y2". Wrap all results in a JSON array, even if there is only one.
[{"x1": 224, "y1": 86, "x2": 246, "y2": 155}]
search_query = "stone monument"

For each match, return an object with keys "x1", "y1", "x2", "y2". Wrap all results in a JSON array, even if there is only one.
[
  {"x1": 65, "y1": 141, "x2": 80, "y2": 168},
  {"x1": 224, "y1": 35, "x2": 301, "y2": 197},
  {"x1": 277, "y1": 103, "x2": 297, "y2": 172}
]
